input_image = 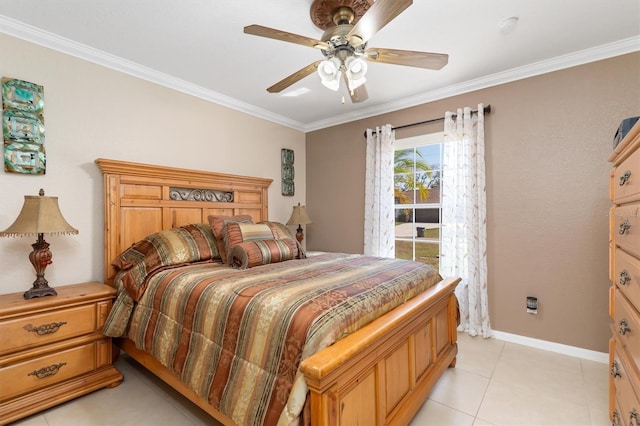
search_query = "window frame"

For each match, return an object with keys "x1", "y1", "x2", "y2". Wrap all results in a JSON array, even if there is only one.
[{"x1": 394, "y1": 131, "x2": 444, "y2": 268}]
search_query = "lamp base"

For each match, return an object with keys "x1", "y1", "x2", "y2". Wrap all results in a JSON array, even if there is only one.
[
  {"x1": 24, "y1": 233, "x2": 56, "y2": 300},
  {"x1": 24, "y1": 285, "x2": 58, "y2": 299},
  {"x1": 296, "y1": 225, "x2": 304, "y2": 243}
]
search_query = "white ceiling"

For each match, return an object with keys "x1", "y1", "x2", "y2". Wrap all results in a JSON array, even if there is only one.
[{"x1": 1, "y1": 1, "x2": 639, "y2": 132}]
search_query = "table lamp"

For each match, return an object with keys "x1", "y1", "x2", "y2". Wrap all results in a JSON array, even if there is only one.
[
  {"x1": 0, "y1": 189, "x2": 78, "y2": 299},
  {"x1": 286, "y1": 202, "x2": 312, "y2": 243}
]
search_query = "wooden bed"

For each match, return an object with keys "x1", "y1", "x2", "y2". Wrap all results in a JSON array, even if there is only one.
[{"x1": 96, "y1": 158, "x2": 460, "y2": 426}]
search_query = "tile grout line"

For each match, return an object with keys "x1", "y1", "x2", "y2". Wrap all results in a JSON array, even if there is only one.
[{"x1": 472, "y1": 337, "x2": 506, "y2": 421}]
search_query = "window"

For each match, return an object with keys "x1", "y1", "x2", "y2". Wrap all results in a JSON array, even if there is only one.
[{"x1": 394, "y1": 132, "x2": 443, "y2": 273}]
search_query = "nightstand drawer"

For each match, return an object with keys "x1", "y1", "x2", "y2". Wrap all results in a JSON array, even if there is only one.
[
  {"x1": 0, "y1": 304, "x2": 96, "y2": 356},
  {"x1": 0, "y1": 342, "x2": 96, "y2": 402}
]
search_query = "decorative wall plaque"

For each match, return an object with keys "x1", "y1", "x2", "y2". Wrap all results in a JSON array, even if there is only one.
[
  {"x1": 281, "y1": 148, "x2": 294, "y2": 196},
  {"x1": 2, "y1": 77, "x2": 46, "y2": 174}
]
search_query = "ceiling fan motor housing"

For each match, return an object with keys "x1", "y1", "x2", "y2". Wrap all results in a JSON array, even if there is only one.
[
  {"x1": 332, "y1": 6, "x2": 355, "y2": 25},
  {"x1": 321, "y1": 25, "x2": 366, "y2": 61},
  {"x1": 310, "y1": 0, "x2": 373, "y2": 30}
]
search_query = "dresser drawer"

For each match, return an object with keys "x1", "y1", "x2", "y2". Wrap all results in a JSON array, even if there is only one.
[
  {"x1": 614, "y1": 145, "x2": 640, "y2": 204},
  {"x1": 613, "y1": 203, "x2": 640, "y2": 258},
  {"x1": 615, "y1": 248, "x2": 640, "y2": 312},
  {"x1": 614, "y1": 290, "x2": 640, "y2": 377},
  {"x1": 0, "y1": 304, "x2": 96, "y2": 356},
  {"x1": 611, "y1": 404, "x2": 623, "y2": 426},
  {"x1": 611, "y1": 347, "x2": 640, "y2": 426},
  {"x1": 0, "y1": 342, "x2": 96, "y2": 402}
]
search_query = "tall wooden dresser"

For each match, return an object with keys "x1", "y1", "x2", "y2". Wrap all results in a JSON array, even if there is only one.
[{"x1": 609, "y1": 119, "x2": 640, "y2": 426}]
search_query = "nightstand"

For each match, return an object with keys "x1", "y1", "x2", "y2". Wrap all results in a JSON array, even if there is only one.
[{"x1": 0, "y1": 282, "x2": 123, "y2": 424}]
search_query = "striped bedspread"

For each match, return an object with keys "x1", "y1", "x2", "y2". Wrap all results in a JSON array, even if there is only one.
[{"x1": 106, "y1": 252, "x2": 441, "y2": 425}]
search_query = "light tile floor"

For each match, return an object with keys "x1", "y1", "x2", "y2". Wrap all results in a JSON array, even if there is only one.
[{"x1": 11, "y1": 333, "x2": 610, "y2": 426}]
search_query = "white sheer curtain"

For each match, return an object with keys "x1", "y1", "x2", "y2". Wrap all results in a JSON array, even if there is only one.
[
  {"x1": 364, "y1": 124, "x2": 395, "y2": 258},
  {"x1": 440, "y1": 104, "x2": 492, "y2": 338}
]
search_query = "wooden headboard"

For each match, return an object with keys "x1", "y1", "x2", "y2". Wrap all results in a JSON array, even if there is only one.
[{"x1": 96, "y1": 158, "x2": 273, "y2": 285}]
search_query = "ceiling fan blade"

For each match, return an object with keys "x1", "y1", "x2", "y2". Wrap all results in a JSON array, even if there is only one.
[
  {"x1": 244, "y1": 24, "x2": 328, "y2": 49},
  {"x1": 267, "y1": 60, "x2": 322, "y2": 93},
  {"x1": 348, "y1": 0, "x2": 412, "y2": 44},
  {"x1": 342, "y1": 72, "x2": 368, "y2": 103},
  {"x1": 365, "y1": 48, "x2": 448, "y2": 70}
]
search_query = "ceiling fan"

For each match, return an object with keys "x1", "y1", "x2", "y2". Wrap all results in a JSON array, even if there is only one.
[{"x1": 244, "y1": 0, "x2": 448, "y2": 103}]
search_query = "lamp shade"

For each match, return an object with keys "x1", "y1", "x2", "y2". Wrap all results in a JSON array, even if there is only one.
[
  {"x1": 0, "y1": 190, "x2": 78, "y2": 237},
  {"x1": 286, "y1": 204, "x2": 312, "y2": 226}
]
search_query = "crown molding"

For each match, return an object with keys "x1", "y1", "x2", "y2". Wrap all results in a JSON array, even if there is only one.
[
  {"x1": 0, "y1": 15, "x2": 308, "y2": 132},
  {"x1": 304, "y1": 36, "x2": 640, "y2": 131},
  {"x1": 2, "y1": 15, "x2": 638, "y2": 133}
]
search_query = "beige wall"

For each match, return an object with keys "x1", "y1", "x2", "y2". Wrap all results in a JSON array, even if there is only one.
[
  {"x1": 306, "y1": 52, "x2": 640, "y2": 352},
  {"x1": 0, "y1": 34, "x2": 306, "y2": 295}
]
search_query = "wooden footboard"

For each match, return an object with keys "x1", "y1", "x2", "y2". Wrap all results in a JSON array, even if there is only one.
[
  {"x1": 301, "y1": 277, "x2": 460, "y2": 426},
  {"x1": 115, "y1": 277, "x2": 459, "y2": 426}
]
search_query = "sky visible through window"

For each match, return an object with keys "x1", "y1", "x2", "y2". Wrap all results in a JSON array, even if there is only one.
[{"x1": 417, "y1": 144, "x2": 441, "y2": 170}]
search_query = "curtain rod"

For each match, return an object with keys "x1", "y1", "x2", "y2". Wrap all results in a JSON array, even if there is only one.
[{"x1": 363, "y1": 104, "x2": 491, "y2": 138}]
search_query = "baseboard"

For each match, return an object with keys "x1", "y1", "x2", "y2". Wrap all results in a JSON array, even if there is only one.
[{"x1": 491, "y1": 330, "x2": 609, "y2": 364}]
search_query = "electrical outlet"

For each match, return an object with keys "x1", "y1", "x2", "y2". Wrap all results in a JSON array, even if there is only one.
[{"x1": 527, "y1": 296, "x2": 538, "y2": 314}]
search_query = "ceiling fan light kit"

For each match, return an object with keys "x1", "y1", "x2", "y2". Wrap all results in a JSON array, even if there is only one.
[
  {"x1": 318, "y1": 57, "x2": 342, "y2": 90},
  {"x1": 243, "y1": 0, "x2": 448, "y2": 103},
  {"x1": 318, "y1": 55, "x2": 367, "y2": 92},
  {"x1": 345, "y1": 56, "x2": 367, "y2": 90}
]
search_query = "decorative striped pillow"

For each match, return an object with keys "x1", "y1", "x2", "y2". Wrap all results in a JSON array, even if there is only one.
[
  {"x1": 207, "y1": 215, "x2": 254, "y2": 263},
  {"x1": 223, "y1": 221, "x2": 304, "y2": 266},
  {"x1": 112, "y1": 223, "x2": 219, "y2": 301},
  {"x1": 259, "y1": 221, "x2": 306, "y2": 258},
  {"x1": 223, "y1": 223, "x2": 275, "y2": 264},
  {"x1": 259, "y1": 221, "x2": 296, "y2": 239},
  {"x1": 229, "y1": 238, "x2": 298, "y2": 269}
]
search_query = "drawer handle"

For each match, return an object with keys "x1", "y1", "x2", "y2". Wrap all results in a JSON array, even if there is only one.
[
  {"x1": 612, "y1": 409, "x2": 622, "y2": 426},
  {"x1": 619, "y1": 170, "x2": 631, "y2": 186},
  {"x1": 619, "y1": 319, "x2": 631, "y2": 335},
  {"x1": 24, "y1": 321, "x2": 67, "y2": 335},
  {"x1": 619, "y1": 270, "x2": 631, "y2": 286},
  {"x1": 630, "y1": 409, "x2": 640, "y2": 426},
  {"x1": 618, "y1": 220, "x2": 631, "y2": 235},
  {"x1": 27, "y1": 362, "x2": 67, "y2": 379},
  {"x1": 611, "y1": 360, "x2": 622, "y2": 378}
]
